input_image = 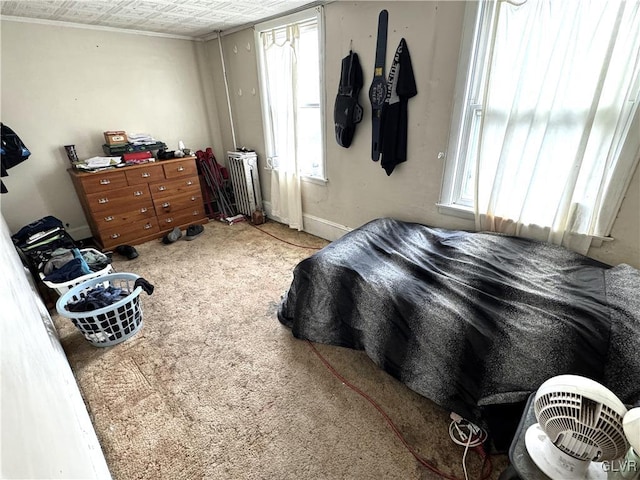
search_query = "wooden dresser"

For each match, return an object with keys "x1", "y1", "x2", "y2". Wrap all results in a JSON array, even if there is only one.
[{"x1": 69, "y1": 156, "x2": 207, "y2": 250}]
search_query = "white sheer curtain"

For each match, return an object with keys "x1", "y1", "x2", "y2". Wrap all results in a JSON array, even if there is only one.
[
  {"x1": 475, "y1": 0, "x2": 640, "y2": 254},
  {"x1": 262, "y1": 25, "x2": 304, "y2": 231}
]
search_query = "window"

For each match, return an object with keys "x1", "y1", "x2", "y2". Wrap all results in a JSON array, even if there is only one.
[
  {"x1": 255, "y1": 8, "x2": 325, "y2": 180},
  {"x1": 440, "y1": 0, "x2": 640, "y2": 244},
  {"x1": 439, "y1": 2, "x2": 496, "y2": 217}
]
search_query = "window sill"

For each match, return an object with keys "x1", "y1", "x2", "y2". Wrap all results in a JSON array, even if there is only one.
[
  {"x1": 436, "y1": 203, "x2": 614, "y2": 248},
  {"x1": 436, "y1": 203, "x2": 474, "y2": 221},
  {"x1": 264, "y1": 166, "x2": 328, "y2": 185},
  {"x1": 589, "y1": 236, "x2": 614, "y2": 248},
  {"x1": 301, "y1": 175, "x2": 328, "y2": 186}
]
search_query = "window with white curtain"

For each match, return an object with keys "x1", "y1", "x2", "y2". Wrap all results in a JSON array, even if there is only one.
[
  {"x1": 256, "y1": 8, "x2": 325, "y2": 180},
  {"x1": 440, "y1": 0, "x2": 640, "y2": 253}
]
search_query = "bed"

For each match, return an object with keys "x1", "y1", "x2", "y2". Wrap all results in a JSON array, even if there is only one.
[{"x1": 277, "y1": 217, "x2": 640, "y2": 450}]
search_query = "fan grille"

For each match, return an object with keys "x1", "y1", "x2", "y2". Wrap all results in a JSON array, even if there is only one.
[{"x1": 535, "y1": 391, "x2": 628, "y2": 461}]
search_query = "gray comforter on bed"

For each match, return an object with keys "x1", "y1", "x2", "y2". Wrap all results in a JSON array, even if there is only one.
[{"x1": 277, "y1": 218, "x2": 640, "y2": 444}]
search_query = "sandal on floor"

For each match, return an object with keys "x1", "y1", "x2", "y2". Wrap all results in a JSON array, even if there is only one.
[
  {"x1": 185, "y1": 224, "x2": 204, "y2": 241},
  {"x1": 162, "y1": 227, "x2": 182, "y2": 244}
]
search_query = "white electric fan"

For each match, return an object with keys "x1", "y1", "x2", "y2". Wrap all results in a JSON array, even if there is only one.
[
  {"x1": 622, "y1": 408, "x2": 640, "y2": 480},
  {"x1": 525, "y1": 374, "x2": 635, "y2": 480}
]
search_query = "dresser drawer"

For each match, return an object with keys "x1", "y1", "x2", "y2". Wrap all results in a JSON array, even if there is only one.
[
  {"x1": 153, "y1": 191, "x2": 204, "y2": 215},
  {"x1": 100, "y1": 217, "x2": 160, "y2": 249},
  {"x1": 86, "y1": 185, "x2": 152, "y2": 213},
  {"x1": 124, "y1": 164, "x2": 165, "y2": 185},
  {"x1": 157, "y1": 207, "x2": 206, "y2": 231},
  {"x1": 93, "y1": 201, "x2": 155, "y2": 230},
  {"x1": 149, "y1": 176, "x2": 200, "y2": 199},
  {"x1": 163, "y1": 157, "x2": 198, "y2": 179},
  {"x1": 77, "y1": 170, "x2": 128, "y2": 193}
]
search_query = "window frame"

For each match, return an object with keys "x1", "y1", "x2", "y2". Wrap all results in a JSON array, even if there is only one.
[
  {"x1": 254, "y1": 7, "x2": 327, "y2": 182},
  {"x1": 438, "y1": 1, "x2": 496, "y2": 220},
  {"x1": 439, "y1": 0, "x2": 640, "y2": 245}
]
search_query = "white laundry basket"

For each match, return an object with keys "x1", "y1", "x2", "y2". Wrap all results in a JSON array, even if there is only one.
[
  {"x1": 56, "y1": 272, "x2": 144, "y2": 347},
  {"x1": 40, "y1": 248, "x2": 113, "y2": 295}
]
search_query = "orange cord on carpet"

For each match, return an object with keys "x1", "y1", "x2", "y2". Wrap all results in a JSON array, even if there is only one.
[
  {"x1": 253, "y1": 217, "x2": 493, "y2": 478},
  {"x1": 306, "y1": 340, "x2": 493, "y2": 480},
  {"x1": 249, "y1": 222, "x2": 323, "y2": 250}
]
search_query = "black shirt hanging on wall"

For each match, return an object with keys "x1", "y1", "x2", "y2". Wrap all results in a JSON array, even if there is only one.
[{"x1": 380, "y1": 38, "x2": 417, "y2": 176}]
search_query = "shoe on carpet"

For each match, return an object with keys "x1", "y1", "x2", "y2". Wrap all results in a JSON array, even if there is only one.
[
  {"x1": 162, "y1": 227, "x2": 182, "y2": 244},
  {"x1": 115, "y1": 245, "x2": 138, "y2": 260},
  {"x1": 185, "y1": 224, "x2": 204, "y2": 241}
]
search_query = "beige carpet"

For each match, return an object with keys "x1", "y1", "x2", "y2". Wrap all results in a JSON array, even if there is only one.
[{"x1": 53, "y1": 219, "x2": 508, "y2": 480}]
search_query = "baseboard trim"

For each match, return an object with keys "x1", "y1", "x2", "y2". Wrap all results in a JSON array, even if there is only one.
[
  {"x1": 301, "y1": 213, "x2": 351, "y2": 241},
  {"x1": 263, "y1": 201, "x2": 351, "y2": 241}
]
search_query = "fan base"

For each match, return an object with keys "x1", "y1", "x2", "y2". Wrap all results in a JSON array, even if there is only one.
[{"x1": 525, "y1": 424, "x2": 606, "y2": 480}]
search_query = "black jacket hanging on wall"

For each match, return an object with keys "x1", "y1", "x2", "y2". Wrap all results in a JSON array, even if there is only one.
[
  {"x1": 334, "y1": 50, "x2": 364, "y2": 148},
  {"x1": 1, "y1": 123, "x2": 31, "y2": 193},
  {"x1": 380, "y1": 38, "x2": 417, "y2": 176}
]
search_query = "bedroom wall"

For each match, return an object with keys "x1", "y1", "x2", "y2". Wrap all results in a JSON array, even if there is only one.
[
  {"x1": 206, "y1": 1, "x2": 474, "y2": 234},
  {"x1": 1, "y1": 3, "x2": 637, "y2": 269},
  {"x1": 206, "y1": 1, "x2": 640, "y2": 268},
  {"x1": 202, "y1": 28, "x2": 269, "y2": 200},
  {"x1": 0, "y1": 20, "x2": 220, "y2": 239}
]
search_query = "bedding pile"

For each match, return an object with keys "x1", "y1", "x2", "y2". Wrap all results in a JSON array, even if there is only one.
[{"x1": 277, "y1": 218, "x2": 640, "y2": 446}]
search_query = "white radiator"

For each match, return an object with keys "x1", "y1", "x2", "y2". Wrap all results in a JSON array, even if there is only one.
[{"x1": 227, "y1": 151, "x2": 263, "y2": 216}]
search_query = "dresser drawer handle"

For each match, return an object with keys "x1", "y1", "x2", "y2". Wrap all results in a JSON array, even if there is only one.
[
  {"x1": 177, "y1": 166, "x2": 185, "y2": 172},
  {"x1": 190, "y1": 196, "x2": 196, "y2": 201},
  {"x1": 144, "y1": 223, "x2": 152, "y2": 230},
  {"x1": 134, "y1": 191, "x2": 143, "y2": 196},
  {"x1": 165, "y1": 218, "x2": 174, "y2": 223},
  {"x1": 186, "y1": 180, "x2": 193, "y2": 186},
  {"x1": 158, "y1": 186, "x2": 167, "y2": 191},
  {"x1": 99, "y1": 179, "x2": 111, "y2": 185},
  {"x1": 162, "y1": 202, "x2": 170, "y2": 208},
  {"x1": 141, "y1": 172, "x2": 151, "y2": 178},
  {"x1": 98, "y1": 198, "x2": 109, "y2": 204},
  {"x1": 140, "y1": 207, "x2": 148, "y2": 213},
  {"x1": 104, "y1": 216, "x2": 114, "y2": 222},
  {"x1": 192, "y1": 210, "x2": 200, "y2": 216},
  {"x1": 110, "y1": 233, "x2": 120, "y2": 239}
]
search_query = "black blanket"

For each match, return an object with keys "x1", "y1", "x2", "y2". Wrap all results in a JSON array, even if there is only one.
[{"x1": 277, "y1": 218, "x2": 640, "y2": 448}]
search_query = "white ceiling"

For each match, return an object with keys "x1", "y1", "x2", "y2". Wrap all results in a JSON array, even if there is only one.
[{"x1": 0, "y1": 0, "x2": 324, "y2": 39}]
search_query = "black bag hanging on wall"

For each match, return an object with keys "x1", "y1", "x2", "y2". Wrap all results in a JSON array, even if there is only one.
[
  {"x1": 1, "y1": 123, "x2": 32, "y2": 193},
  {"x1": 334, "y1": 50, "x2": 364, "y2": 148}
]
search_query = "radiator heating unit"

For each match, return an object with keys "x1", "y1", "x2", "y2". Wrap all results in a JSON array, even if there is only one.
[{"x1": 227, "y1": 151, "x2": 263, "y2": 217}]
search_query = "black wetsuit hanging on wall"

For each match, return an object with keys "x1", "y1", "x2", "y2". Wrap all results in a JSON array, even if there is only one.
[
  {"x1": 380, "y1": 38, "x2": 417, "y2": 176},
  {"x1": 334, "y1": 50, "x2": 364, "y2": 148}
]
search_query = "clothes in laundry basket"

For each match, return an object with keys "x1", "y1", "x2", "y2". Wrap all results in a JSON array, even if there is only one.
[
  {"x1": 66, "y1": 277, "x2": 155, "y2": 312},
  {"x1": 44, "y1": 247, "x2": 110, "y2": 275},
  {"x1": 42, "y1": 249, "x2": 76, "y2": 274},
  {"x1": 42, "y1": 248, "x2": 92, "y2": 282},
  {"x1": 66, "y1": 286, "x2": 128, "y2": 312},
  {"x1": 43, "y1": 258, "x2": 91, "y2": 283}
]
